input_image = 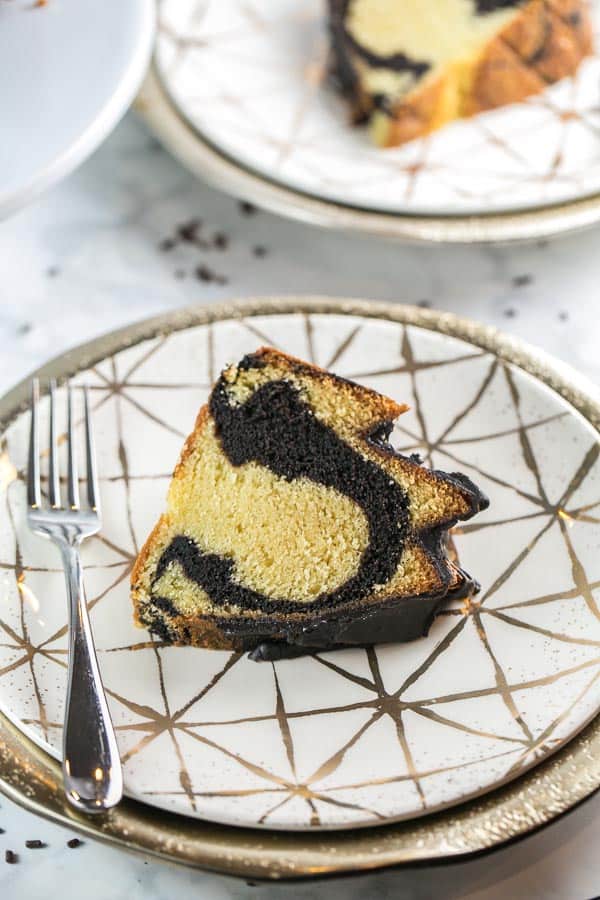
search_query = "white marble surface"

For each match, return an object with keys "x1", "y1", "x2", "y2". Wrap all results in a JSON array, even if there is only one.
[{"x1": 2, "y1": 114, "x2": 600, "y2": 899}]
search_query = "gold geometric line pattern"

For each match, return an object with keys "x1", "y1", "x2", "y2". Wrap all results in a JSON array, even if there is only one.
[
  {"x1": 472, "y1": 610, "x2": 534, "y2": 743},
  {"x1": 1, "y1": 312, "x2": 599, "y2": 828},
  {"x1": 503, "y1": 667, "x2": 600, "y2": 777}
]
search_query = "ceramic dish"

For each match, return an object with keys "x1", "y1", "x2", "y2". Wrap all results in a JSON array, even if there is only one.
[
  {"x1": 137, "y1": 0, "x2": 600, "y2": 243},
  {"x1": 0, "y1": 0, "x2": 155, "y2": 219},
  {"x1": 1, "y1": 300, "x2": 600, "y2": 848}
]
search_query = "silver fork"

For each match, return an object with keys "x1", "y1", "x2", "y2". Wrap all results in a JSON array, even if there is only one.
[{"x1": 27, "y1": 378, "x2": 123, "y2": 813}]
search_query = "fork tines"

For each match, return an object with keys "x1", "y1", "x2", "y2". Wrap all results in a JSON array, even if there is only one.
[{"x1": 28, "y1": 380, "x2": 99, "y2": 515}]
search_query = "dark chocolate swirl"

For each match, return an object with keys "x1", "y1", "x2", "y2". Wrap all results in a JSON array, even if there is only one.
[
  {"x1": 153, "y1": 376, "x2": 410, "y2": 614},
  {"x1": 329, "y1": 0, "x2": 430, "y2": 88},
  {"x1": 328, "y1": 0, "x2": 523, "y2": 105},
  {"x1": 475, "y1": 0, "x2": 521, "y2": 12}
]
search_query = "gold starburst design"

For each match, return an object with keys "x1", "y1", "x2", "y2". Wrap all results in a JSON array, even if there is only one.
[{"x1": 1, "y1": 311, "x2": 600, "y2": 830}]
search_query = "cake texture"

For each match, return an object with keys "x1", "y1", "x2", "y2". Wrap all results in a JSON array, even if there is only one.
[
  {"x1": 131, "y1": 348, "x2": 489, "y2": 660},
  {"x1": 328, "y1": 0, "x2": 593, "y2": 146}
]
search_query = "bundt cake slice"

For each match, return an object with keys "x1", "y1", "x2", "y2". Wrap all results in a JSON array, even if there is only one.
[
  {"x1": 328, "y1": 0, "x2": 593, "y2": 147},
  {"x1": 131, "y1": 348, "x2": 488, "y2": 661}
]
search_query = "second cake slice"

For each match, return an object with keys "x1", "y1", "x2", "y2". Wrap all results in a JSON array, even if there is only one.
[{"x1": 329, "y1": 0, "x2": 593, "y2": 146}]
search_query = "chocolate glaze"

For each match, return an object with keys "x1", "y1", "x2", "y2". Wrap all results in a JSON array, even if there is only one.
[
  {"x1": 149, "y1": 358, "x2": 488, "y2": 660},
  {"x1": 148, "y1": 561, "x2": 477, "y2": 660},
  {"x1": 246, "y1": 568, "x2": 477, "y2": 661}
]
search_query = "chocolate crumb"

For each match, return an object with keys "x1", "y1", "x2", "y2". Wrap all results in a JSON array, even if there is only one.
[
  {"x1": 177, "y1": 219, "x2": 203, "y2": 243},
  {"x1": 195, "y1": 265, "x2": 228, "y2": 285},
  {"x1": 5, "y1": 850, "x2": 17, "y2": 864},
  {"x1": 196, "y1": 265, "x2": 214, "y2": 283},
  {"x1": 558, "y1": 310, "x2": 569, "y2": 322},
  {"x1": 213, "y1": 232, "x2": 229, "y2": 250},
  {"x1": 239, "y1": 201, "x2": 257, "y2": 216},
  {"x1": 67, "y1": 838, "x2": 82, "y2": 849},
  {"x1": 504, "y1": 308, "x2": 518, "y2": 318},
  {"x1": 417, "y1": 299, "x2": 431, "y2": 309},
  {"x1": 512, "y1": 274, "x2": 532, "y2": 288},
  {"x1": 253, "y1": 245, "x2": 268, "y2": 258},
  {"x1": 159, "y1": 238, "x2": 176, "y2": 252}
]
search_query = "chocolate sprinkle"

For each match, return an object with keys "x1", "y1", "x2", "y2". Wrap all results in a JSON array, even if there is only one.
[
  {"x1": 25, "y1": 840, "x2": 45, "y2": 849},
  {"x1": 239, "y1": 201, "x2": 257, "y2": 216},
  {"x1": 5, "y1": 850, "x2": 17, "y2": 864},
  {"x1": 177, "y1": 219, "x2": 203, "y2": 243},
  {"x1": 196, "y1": 265, "x2": 214, "y2": 282},
  {"x1": 195, "y1": 265, "x2": 228, "y2": 285},
  {"x1": 67, "y1": 838, "x2": 82, "y2": 849},
  {"x1": 213, "y1": 232, "x2": 229, "y2": 250},
  {"x1": 512, "y1": 274, "x2": 533, "y2": 288}
]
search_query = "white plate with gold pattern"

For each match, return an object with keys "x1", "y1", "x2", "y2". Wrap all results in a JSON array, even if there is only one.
[
  {"x1": 151, "y1": 0, "x2": 600, "y2": 224},
  {"x1": 1, "y1": 300, "x2": 600, "y2": 831}
]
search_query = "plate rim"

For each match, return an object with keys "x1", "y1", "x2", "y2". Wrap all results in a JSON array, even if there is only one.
[
  {"x1": 2, "y1": 295, "x2": 600, "y2": 876},
  {"x1": 136, "y1": 65, "x2": 600, "y2": 246}
]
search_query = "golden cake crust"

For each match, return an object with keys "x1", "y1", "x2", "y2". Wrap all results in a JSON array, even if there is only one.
[{"x1": 369, "y1": 0, "x2": 592, "y2": 147}]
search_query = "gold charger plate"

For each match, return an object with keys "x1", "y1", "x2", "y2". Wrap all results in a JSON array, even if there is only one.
[{"x1": 2, "y1": 297, "x2": 600, "y2": 879}]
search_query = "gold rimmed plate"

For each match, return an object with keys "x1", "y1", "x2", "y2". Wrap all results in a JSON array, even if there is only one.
[
  {"x1": 136, "y1": 1, "x2": 600, "y2": 244},
  {"x1": 1, "y1": 298, "x2": 600, "y2": 876}
]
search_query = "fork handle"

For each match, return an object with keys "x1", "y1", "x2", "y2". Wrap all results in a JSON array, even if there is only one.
[{"x1": 60, "y1": 542, "x2": 123, "y2": 813}]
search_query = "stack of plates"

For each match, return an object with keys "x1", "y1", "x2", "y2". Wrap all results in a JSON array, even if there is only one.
[
  {"x1": 2, "y1": 298, "x2": 600, "y2": 877},
  {"x1": 136, "y1": 0, "x2": 600, "y2": 243}
]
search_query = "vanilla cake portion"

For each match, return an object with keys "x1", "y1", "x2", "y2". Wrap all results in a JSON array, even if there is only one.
[
  {"x1": 329, "y1": 0, "x2": 593, "y2": 146},
  {"x1": 131, "y1": 348, "x2": 488, "y2": 660}
]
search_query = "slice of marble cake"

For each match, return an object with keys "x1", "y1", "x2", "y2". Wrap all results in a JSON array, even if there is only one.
[
  {"x1": 131, "y1": 348, "x2": 488, "y2": 660},
  {"x1": 328, "y1": 0, "x2": 593, "y2": 146}
]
